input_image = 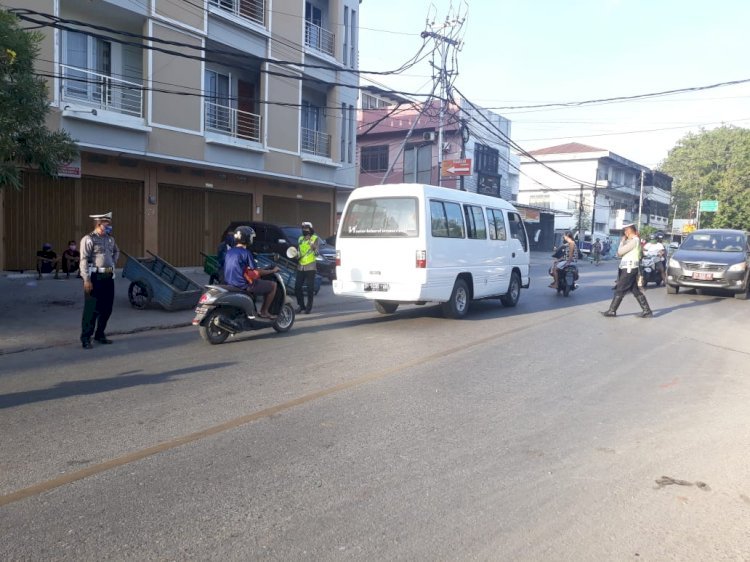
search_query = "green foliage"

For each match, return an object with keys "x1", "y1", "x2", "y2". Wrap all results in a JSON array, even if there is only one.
[
  {"x1": 0, "y1": 10, "x2": 77, "y2": 190},
  {"x1": 659, "y1": 126, "x2": 750, "y2": 230}
]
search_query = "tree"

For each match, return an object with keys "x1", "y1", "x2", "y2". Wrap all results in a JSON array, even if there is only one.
[
  {"x1": 659, "y1": 126, "x2": 750, "y2": 230},
  {"x1": 0, "y1": 10, "x2": 77, "y2": 190}
]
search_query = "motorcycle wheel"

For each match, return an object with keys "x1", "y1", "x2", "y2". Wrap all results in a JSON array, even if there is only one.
[
  {"x1": 563, "y1": 281, "x2": 571, "y2": 297},
  {"x1": 199, "y1": 310, "x2": 229, "y2": 345},
  {"x1": 272, "y1": 302, "x2": 295, "y2": 333}
]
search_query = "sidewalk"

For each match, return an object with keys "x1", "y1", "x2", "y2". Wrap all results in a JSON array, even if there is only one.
[{"x1": 0, "y1": 268, "x2": 340, "y2": 355}]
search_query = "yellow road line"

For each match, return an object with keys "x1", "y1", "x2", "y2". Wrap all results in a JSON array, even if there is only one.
[{"x1": 0, "y1": 310, "x2": 574, "y2": 507}]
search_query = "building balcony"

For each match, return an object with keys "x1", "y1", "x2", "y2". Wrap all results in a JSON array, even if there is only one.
[
  {"x1": 301, "y1": 127, "x2": 331, "y2": 158},
  {"x1": 208, "y1": 0, "x2": 265, "y2": 26},
  {"x1": 61, "y1": 65, "x2": 143, "y2": 118},
  {"x1": 305, "y1": 21, "x2": 335, "y2": 57},
  {"x1": 205, "y1": 100, "x2": 262, "y2": 143}
]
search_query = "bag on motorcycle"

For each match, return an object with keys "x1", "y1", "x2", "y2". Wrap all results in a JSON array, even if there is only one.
[{"x1": 243, "y1": 267, "x2": 261, "y2": 285}]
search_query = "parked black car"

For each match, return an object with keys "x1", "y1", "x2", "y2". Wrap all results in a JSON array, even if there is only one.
[
  {"x1": 224, "y1": 221, "x2": 337, "y2": 281},
  {"x1": 666, "y1": 229, "x2": 750, "y2": 299}
]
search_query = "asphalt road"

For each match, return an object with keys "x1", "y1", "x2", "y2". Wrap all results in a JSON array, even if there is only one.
[{"x1": 2, "y1": 260, "x2": 749, "y2": 561}]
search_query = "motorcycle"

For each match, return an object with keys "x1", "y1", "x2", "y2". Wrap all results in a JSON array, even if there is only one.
[
  {"x1": 640, "y1": 255, "x2": 664, "y2": 287},
  {"x1": 192, "y1": 272, "x2": 295, "y2": 345},
  {"x1": 550, "y1": 247, "x2": 579, "y2": 297}
]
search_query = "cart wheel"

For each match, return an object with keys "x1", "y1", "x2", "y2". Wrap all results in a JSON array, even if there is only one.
[{"x1": 128, "y1": 281, "x2": 152, "y2": 309}]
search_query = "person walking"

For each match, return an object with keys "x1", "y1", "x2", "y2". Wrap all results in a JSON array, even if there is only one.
[
  {"x1": 295, "y1": 221, "x2": 319, "y2": 314},
  {"x1": 601, "y1": 223, "x2": 653, "y2": 318},
  {"x1": 592, "y1": 238, "x2": 602, "y2": 266},
  {"x1": 80, "y1": 212, "x2": 120, "y2": 349}
]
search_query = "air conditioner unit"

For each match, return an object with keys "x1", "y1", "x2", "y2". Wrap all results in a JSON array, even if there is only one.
[{"x1": 422, "y1": 131, "x2": 436, "y2": 142}]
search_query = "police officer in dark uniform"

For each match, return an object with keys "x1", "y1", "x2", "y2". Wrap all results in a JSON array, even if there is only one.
[{"x1": 80, "y1": 212, "x2": 120, "y2": 349}]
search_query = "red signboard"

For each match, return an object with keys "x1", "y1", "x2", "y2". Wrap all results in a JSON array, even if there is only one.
[{"x1": 441, "y1": 158, "x2": 472, "y2": 177}]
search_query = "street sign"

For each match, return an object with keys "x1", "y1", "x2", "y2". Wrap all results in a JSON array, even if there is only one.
[
  {"x1": 699, "y1": 200, "x2": 719, "y2": 212},
  {"x1": 441, "y1": 158, "x2": 472, "y2": 177}
]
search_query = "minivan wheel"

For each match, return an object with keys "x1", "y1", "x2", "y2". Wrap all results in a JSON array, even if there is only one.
[
  {"x1": 500, "y1": 271, "x2": 521, "y2": 307},
  {"x1": 442, "y1": 278, "x2": 470, "y2": 319},
  {"x1": 374, "y1": 300, "x2": 399, "y2": 314}
]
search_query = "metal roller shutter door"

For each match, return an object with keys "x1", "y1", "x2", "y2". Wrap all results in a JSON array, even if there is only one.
[
  {"x1": 158, "y1": 185, "x2": 204, "y2": 267},
  {"x1": 3, "y1": 172, "x2": 76, "y2": 271},
  {"x1": 206, "y1": 190, "x2": 253, "y2": 253},
  {"x1": 80, "y1": 177, "x2": 144, "y2": 262},
  {"x1": 263, "y1": 196, "x2": 332, "y2": 238}
]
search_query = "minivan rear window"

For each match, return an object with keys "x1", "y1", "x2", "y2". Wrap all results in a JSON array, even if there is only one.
[{"x1": 341, "y1": 197, "x2": 418, "y2": 237}]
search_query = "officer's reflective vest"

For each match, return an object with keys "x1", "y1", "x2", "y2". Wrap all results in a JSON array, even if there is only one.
[
  {"x1": 620, "y1": 236, "x2": 641, "y2": 271},
  {"x1": 298, "y1": 234, "x2": 319, "y2": 266}
]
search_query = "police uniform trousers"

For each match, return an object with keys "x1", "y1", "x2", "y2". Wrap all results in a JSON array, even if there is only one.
[
  {"x1": 614, "y1": 267, "x2": 644, "y2": 299},
  {"x1": 295, "y1": 269, "x2": 316, "y2": 312},
  {"x1": 81, "y1": 272, "x2": 115, "y2": 341}
]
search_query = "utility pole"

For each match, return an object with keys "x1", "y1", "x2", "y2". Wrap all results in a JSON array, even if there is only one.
[
  {"x1": 421, "y1": 29, "x2": 460, "y2": 187},
  {"x1": 577, "y1": 183, "x2": 584, "y2": 237},
  {"x1": 637, "y1": 170, "x2": 645, "y2": 231},
  {"x1": 590, "y1": 167, "x2": 599, "y2": 236}
]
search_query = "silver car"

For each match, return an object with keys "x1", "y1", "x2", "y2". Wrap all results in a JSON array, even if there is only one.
[{"x1": 666, "y1": 229, "x2": 750, "y2": 299}]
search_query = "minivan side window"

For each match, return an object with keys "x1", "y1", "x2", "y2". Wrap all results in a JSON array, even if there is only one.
[
  {"x1": 430, "y1": 200, "x2": 465, "y2": 238},
  {"x1": 507, "y1": 212, "x2": 528, "y2": 251},
  {"x1": 464, "y1": 205, "x2": 487, "y2": 240},
  {"x1": 486, "y1": 208, "x2": 507, "y2": 241}
]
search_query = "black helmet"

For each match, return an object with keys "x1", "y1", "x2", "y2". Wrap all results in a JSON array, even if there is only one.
[{"x1": 233, "y1": 226, "x2": 256, "y2": 246}]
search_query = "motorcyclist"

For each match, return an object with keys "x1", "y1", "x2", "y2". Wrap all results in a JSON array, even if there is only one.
[
  {"x1": 549, "y1": 231, "x2": 576, "y2": 288},
  {"x1": 223, "y1": 226, "x2": 280, "y2": 319},
  {"x1": 643, "y1": 233, "x2": 667, "y2": 284}
]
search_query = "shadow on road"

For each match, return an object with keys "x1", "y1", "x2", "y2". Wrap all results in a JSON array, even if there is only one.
[
  {"x1": 0, "y1": 362, "x2": 237, "y2": 410},
  {"x1": 653, "y1": 296, "x2": 724, "y2": 317}
]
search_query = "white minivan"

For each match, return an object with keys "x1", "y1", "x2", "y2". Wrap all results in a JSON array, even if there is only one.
[{"x1": 333, "y1": 183, "x2": 531, "y2": 318}]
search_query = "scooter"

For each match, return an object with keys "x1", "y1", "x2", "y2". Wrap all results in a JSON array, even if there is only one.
[
  {"x1": 640, "y1": 255, "x2": 664, "y2": 287},
  {"x1": 193, "y1": 272, "x2": 295, "y2": 345},
  {"x1": 550, "y1": 262, "x2": 579, "y2": 297}
]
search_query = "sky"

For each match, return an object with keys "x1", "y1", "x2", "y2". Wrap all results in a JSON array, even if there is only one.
[{"x1": 357, "y1": 0, "x2": 750, "y2": 168}]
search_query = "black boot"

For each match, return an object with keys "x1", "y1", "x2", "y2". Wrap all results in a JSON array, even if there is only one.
[
  {"x1": 636, "y1": 294, "x2": 653, "y2": 318},
  {"x1": 601, "y1": 295, "x2": 623, "y2": 317}
]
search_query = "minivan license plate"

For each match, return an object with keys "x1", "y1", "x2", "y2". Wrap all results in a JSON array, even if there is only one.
[
  {"x1": 364, "y1": 282, "x2": 389, "y2": 292},
  {"x1": 692, "y1": 272, "x2": 713, "y2": 281}
]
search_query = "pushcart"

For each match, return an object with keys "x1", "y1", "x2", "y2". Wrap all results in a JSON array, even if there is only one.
[
  {"x1": 256, "y1": 253, "x2": 321, "y2": 295},
  {"x1": 200, "y1": 252, "x2": 221, "y2": 284},
  {"x1": 121, "y1": 251, "x2": 203, "y2": 310}
]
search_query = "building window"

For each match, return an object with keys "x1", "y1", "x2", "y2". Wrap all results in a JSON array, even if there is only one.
[
  {"x1": 528, "y1": 194, "x2": 550, "y2": 208},
  {"x1": 350, "y1": 9, "x2": 357, "y2": 68},
  {"x1": 474, "y1": 143, "x2": 499, "y2": 175},
  {"x1": 340, "y1": 103, "x2": 347, "y2": 163},
  {"x1": 404, "y1": 144, "x2": 432, "y2": 184},
  {"x1": 343, "y1": 6, "x2": 349, "y2": 66},
  {"x1": 361, "y1": 145, "x2": 389, "y2": 173},
  {"x1": 361, "y1": 93, "x2": 389, "y2": 109},
  {"x1": 348, "y1": 105, "x2": 355, "y2": 164}
]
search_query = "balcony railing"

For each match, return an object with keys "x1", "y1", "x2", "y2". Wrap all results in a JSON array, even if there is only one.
[
  {"x1": 209, "y1": 0, "x2": 265, "y2": 26},
  {"x1": 305, "y1": 21, "x2": 335, "y2": 57},
  {"x1": 61, "y1": 64, "x2": 143, "y2": 117},
  {"x1": 301, "y1": 127, "x2": 331, "y2": 158},
  {"x1": 205, "y1": 100, "x2": 261, "y2": 142}
]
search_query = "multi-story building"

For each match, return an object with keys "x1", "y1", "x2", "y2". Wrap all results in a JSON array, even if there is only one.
[
  {"x1": 1, "y1": 0, "x2": 361, "y2": 269},
  {"x1": 357, "y1": 98, "x2": 517, "y2": 201},
  {"x1": 517, "y1": 143, "x2": 672, "y2": 235}
]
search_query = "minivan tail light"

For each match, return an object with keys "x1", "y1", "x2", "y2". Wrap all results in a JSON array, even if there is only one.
[
  {"x1": 336, "y1": 250, "x2": 341, "y2": 267},
  {"x1": 416, "y1": 250, "x2": 426, "y2": 268}
]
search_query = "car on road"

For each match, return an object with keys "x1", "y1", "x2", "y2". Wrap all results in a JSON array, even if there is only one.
[
  {"x1": 666, "y1": 229, "x2": 750, "y2": 299},
  {"x1": 225, "y1": 221, "x2": 337, "y2": 281}
]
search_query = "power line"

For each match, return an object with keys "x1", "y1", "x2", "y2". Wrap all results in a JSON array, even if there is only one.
[{"x1": 10, "y1": 8, "x2": 429, "y2": 78}]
